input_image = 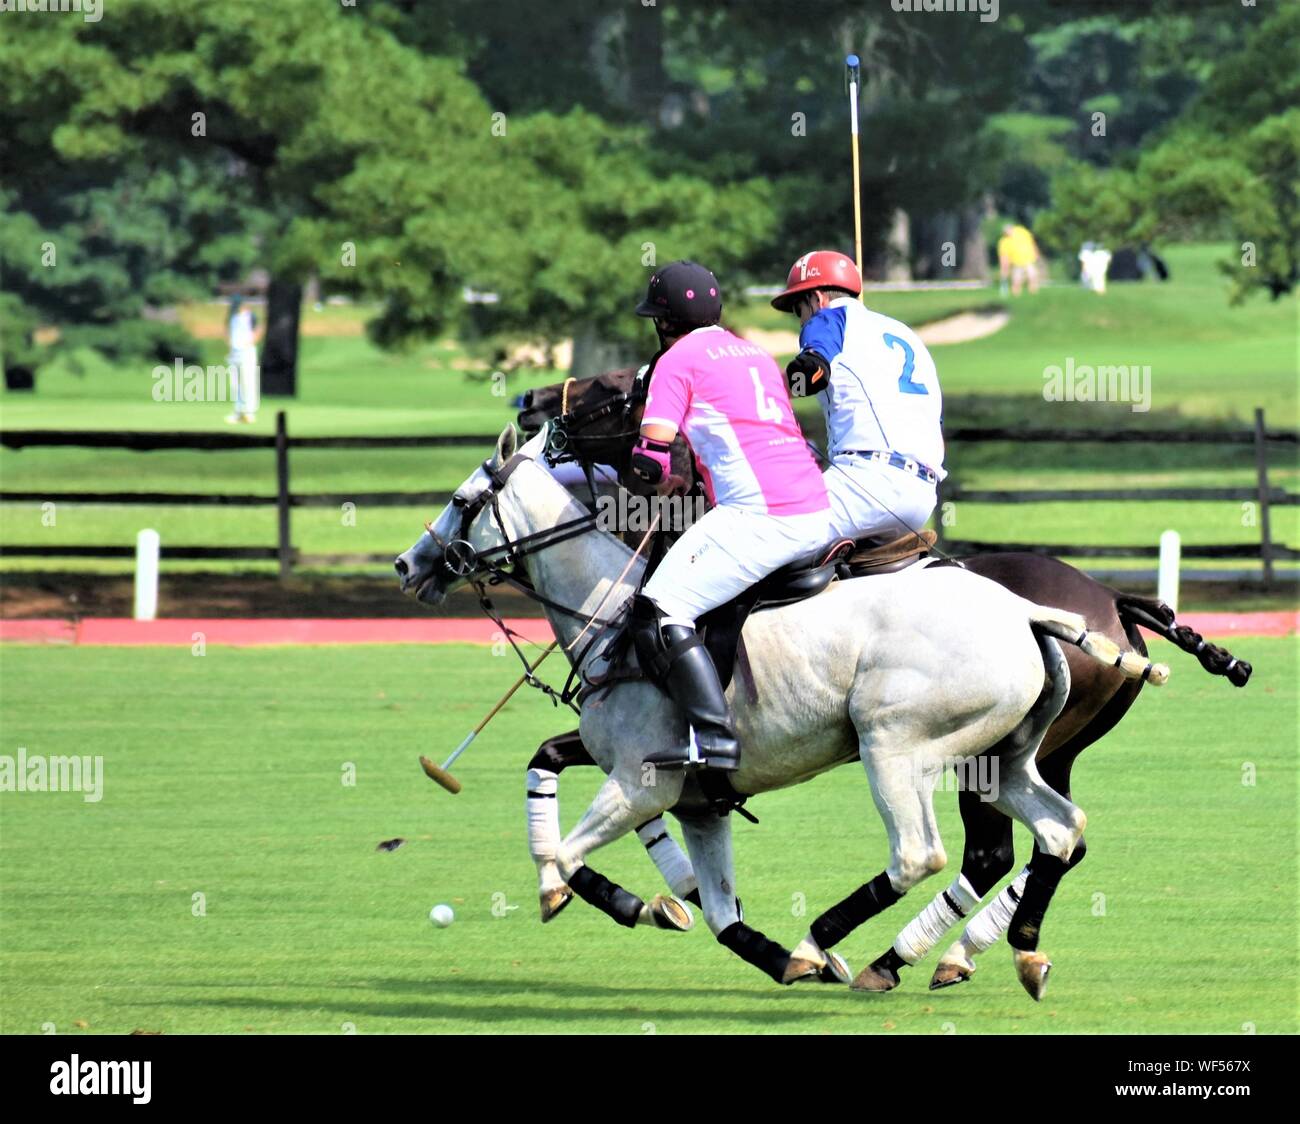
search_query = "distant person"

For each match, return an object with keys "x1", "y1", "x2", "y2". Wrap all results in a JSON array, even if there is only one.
[
  {"x1": 225, "y1": 294, "x2": 260, "y2": 424},
  {"x1": 997, "y1": 222, "x2": 1041, "y2": 296},
  {"x1": 1078, "y1": 242, "x2": 1112, "y2": 294}
]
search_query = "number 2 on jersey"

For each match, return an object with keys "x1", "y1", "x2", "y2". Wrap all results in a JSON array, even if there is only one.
[
  {"x1": 883, "y1": 333, "x2": 928, "y2": 395},
  {"x1": 749, "y1": 366, "x2": 785, "y2": 422}
]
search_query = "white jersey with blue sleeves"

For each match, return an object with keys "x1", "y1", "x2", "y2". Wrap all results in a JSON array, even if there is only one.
[{"x1": 799, "y1": 297, "x2": 946, "y2": 479}]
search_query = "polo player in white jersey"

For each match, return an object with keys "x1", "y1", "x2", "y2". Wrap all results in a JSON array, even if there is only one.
[{"x1": 772, "y1": 250, "x2": 945, "y2": 545}]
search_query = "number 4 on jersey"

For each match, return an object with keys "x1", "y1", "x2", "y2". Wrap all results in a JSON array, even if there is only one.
[
  {"x1": 749, "y1": 366, "x2": 785, "y2": 422},
  {"x1": 883, "y1": 333, "x2": 928, "y2": 395}
]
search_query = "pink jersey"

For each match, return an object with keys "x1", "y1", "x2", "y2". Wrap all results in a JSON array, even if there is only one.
[{"x1": 642, "y1": 326, "x2": 829, "y2": 515}]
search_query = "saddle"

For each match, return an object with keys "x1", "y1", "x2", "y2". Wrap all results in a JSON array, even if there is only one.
[
  {"x1": 584, "y1": 528, "x2": 942, "y2": 701},
  {"x1": 701, "y1": 529, "x2": 939, "y2": 689}
]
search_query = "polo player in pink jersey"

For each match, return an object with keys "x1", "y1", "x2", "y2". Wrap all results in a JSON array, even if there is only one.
[{"x1": 628, "y1": 261, "x2": 833, "y2": 773}]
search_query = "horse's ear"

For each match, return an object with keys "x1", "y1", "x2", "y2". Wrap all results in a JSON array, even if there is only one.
[{"x1": 493, "y1": 424, "x2": 518, "y2": 467}]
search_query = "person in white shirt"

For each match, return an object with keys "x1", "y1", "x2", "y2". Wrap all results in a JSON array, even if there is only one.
[
  {"x1": 225, "y1": 295, "x2": 261, "y2": 424},
  {"x1": 771, "y1": 250, "x2": 945, "y2": 546}
]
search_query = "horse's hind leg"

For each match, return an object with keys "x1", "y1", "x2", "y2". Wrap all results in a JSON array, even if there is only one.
[
  {"x1": 554, "y1": 772, "x2": 692, "y2": 931},
  {"x1": 986, "y1": 632, "x2": 1084, "y2": 998},
  {"x1": 934, "y1": 639, "x2": 1134, "y2": 991},
  {"x1": 800, "y1": 745, "x2": 949, "y2": 992},
  {"x1": 677, "y1": 811, "x2": 839, "y2": 986},
  {"x1": 932, "y1": 745, "x2": 1090, "y2": 992},
  {"x1": 854, "y1": 786, "x2": 1014, "y2": 992},
  {"x1": 1004, "y1": 744, "x2": 1090, "y2": 972}
]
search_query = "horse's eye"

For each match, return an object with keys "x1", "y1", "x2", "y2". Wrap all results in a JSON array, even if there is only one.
[{"x1": 451, "y1": 495, "x2": 467, "y2": 508}]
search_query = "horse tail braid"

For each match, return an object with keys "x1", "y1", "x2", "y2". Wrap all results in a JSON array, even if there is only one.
[
  {"x1": 1027, "y1": 604, "x2": 1170, "y2": 686},
  {"x1": 1114, "y1": 594, "x2": 1252, "y2": 688}
]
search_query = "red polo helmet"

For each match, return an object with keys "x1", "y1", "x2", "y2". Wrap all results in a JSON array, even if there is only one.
[{"x1": 771, "y1": 250, "x2": 862, "y2": 312}]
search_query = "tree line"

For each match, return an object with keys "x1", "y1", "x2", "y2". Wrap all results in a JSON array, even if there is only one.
[{"x1": 1, "y1": 0, "x2": 1293, "y2": 394}]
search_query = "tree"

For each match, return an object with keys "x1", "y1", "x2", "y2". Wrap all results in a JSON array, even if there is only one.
[{"x1": 1037, "y1": 5, "x2": 1300, "y2": 301}]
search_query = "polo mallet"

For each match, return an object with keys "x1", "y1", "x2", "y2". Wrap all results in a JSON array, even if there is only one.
[
  {"x1": 845, "y1": 53, "x2": 865, "y2": 298},
  {"x1": 420, "y1": 641, "x2": 559, "y2": 794}
]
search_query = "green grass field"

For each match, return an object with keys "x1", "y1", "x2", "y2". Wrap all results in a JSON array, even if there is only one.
[{"x1": 0, "y1": 637, "x2": 1294, "y2": 1035}]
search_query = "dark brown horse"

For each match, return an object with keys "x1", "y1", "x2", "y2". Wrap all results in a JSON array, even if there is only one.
[{"x1": 513, "y1": 368, "x2": 1251, "y2": 990}]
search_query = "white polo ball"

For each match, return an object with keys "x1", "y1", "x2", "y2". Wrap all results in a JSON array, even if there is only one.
[{"x1": 429, "y1": 904, "x2": 454, "y2": 928}]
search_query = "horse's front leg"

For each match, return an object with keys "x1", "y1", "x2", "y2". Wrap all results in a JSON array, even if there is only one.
[
  {"x1": 677, "y1": 811, "x2": 842, "y2": 986},
  {"x1": 554, "y1": 769, "x2": 692, "y2": 931},
  {"x1": 526, "y1": 731, "x2": 588, "y2": 923},
  {"x1": 525, "y1": 731, "x2": 699, "y2": 926}
]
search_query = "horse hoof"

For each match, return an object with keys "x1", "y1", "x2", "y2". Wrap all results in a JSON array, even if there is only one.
[
  {"x1": 851, "y1": 960, "x2": 901, "y2": 992},
  {"x1": 1014, "y1": 949, "x2": 1052, "y2": 1001},
  {"x1": 820, "y1": 950, "x2": 852, "y2": 985},
  {"x1": 782, "y1": 957, "x2": 822, "y2": 985},
  {"x1": 641, "y1": 894, "x2": 694, "y2": 931},
  {"x1": 540, "y1": 887, "x2": 573, "y2": 923},
  {"x1": 929, "y1": 960, "x2": 974, "y2": 990},
  {"x1": 786, "y1": 935, "x2": 846, "y2": 983}
]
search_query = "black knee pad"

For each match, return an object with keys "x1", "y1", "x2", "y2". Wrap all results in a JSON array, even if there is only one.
[
  {"x1": 630, "y1": 593, "x2": 671, "y2": 682},
  {"x1": 526, "y1": 730, "x2": 591, "y2": 773}
]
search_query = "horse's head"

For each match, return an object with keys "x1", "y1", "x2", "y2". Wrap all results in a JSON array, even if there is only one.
[
  {"x1": 519, "y1": 365, "x2": 696, "y2": 494},
  {"x1": 516, "y1": 367, "x2": 639, "y2": 437},
  {"x1": 395, "y1": 424, "x2": 532, "y2": 605}
]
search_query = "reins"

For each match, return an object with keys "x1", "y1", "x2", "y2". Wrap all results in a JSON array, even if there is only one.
[{"x1": 423, "y1": 441, "x2": 658, "y2": 713}]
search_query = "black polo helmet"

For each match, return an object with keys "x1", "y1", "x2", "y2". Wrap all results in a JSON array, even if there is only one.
[{"x1": 635, "y1": 260, "x2": 722, "y2": 325}]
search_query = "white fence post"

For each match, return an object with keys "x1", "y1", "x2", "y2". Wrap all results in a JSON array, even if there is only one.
[
  {"x1": 1157, "y1": 529, "x2": 1181, "y2": 612},
  {"x1": 135, "y1": 529, "x2": 160, "y2": 621}
]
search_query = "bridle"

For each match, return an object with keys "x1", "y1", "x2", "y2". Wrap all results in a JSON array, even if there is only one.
[
  {"x1": 545, "y1": 366, "x2": 650, "y2": 464},
  {"x1": 418, "y1": 440, "x2": 635, "y2": 712},
  {"x1": 423, "y1": 451, "x2": 598, "y2": 608}
]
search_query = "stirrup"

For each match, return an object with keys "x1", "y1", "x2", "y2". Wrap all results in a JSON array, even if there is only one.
[{"x1": 645, "y1": 728, "x2": 740, "y2": 772}]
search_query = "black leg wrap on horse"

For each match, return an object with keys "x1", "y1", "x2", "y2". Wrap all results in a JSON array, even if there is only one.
[
  {"x1": 810, "y1": 872, "x2": 903, "y2": 951},
  {"x1": 867, "y1": 947, "x2": 907, "y2": 986},
  {"x1": 717, "y1": 921, "x2": 791, "y2": 984},
  {"x1": 1007, "y1": 854, "x2": 1069, "y2": 952},
  {"x1": 567, "y1": 865, "x2": 643, "y2": 929}
]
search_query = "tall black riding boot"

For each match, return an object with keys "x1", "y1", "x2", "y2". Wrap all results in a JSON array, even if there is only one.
[{"x1": 645, "y1": 625, "x2": 741, "y2": 772}]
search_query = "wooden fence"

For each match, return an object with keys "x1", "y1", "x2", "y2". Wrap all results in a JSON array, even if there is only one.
[{"x1": 2, "y1": 408, "x2": 1296, "y2": 582}]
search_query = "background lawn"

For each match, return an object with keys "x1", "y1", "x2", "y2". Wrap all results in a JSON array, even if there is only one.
[{"x1": 0, "y1": 637, "x2": 1293, "y2": 1035}]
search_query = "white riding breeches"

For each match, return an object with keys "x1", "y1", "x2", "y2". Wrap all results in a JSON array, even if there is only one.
[
  {"x1": 227, "y1": 348, "x2": 260, "y2": 416},
  {"x1": 641, "y1": 504, "x2": 834, "y2": 625},
  {"x1": 823, "y1": 455, "x2": 937, "y2": 543}
]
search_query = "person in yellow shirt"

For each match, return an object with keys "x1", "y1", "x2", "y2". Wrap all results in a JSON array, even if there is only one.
[{"x1": 997, "y1": 223, "x2": 1041, "y2": 296}]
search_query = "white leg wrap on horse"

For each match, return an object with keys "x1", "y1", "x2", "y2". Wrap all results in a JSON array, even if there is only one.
[
  {"x1": 636, "y1": 818, "x2": 697, "y2": 898},
  {"x1": 961, "y1": 866, "x2": 1030, "y2": 955},
  {"x1": 526, "y1": 768, "x2": 561, "y2": 869},
  {"x1": 892, "y1": 874, "x2": 982, "y2": 965}
]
